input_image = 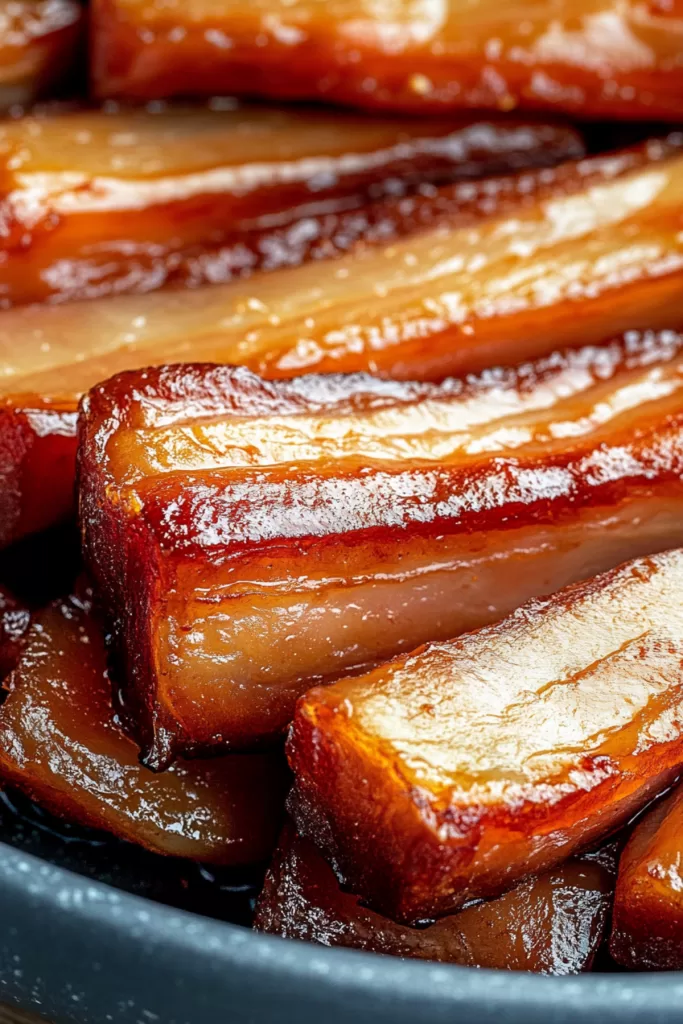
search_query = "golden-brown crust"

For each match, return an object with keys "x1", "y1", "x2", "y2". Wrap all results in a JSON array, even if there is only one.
[
  {"x1": 287, "y1": 550, "x2": 683, "y2": 923},
  {"x1": 92, "y1": 0, "x2": 683, "y2": 119}
]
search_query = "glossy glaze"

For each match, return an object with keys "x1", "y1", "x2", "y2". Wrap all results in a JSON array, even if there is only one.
[
  {"x1": 610, "y1": 786, "x2": 683, "y2": 969},
  {"x1": 79, "y1": 330, "x2": 683, "y2": 767},
  {"x1": 92, "y1": 0, "x2": 683, "y2": 119},
  {"x1": 0, "y1": 106, "x2": 582, "y2": 307},
  {"x1": 0, "y1": 585, "x2": 30, "y2": 678},
  {"x1": 0, "y1": 590, "x2": 288, "y2": 863},
  {"x1": 0, "y1": 396, "x2": 77, "y2": 548},
  {"x1": 0, "y1": 1, "x2": 82, "y2": 110},
  {"x1": 254, "y1": 822, "x2": 615, "y2": 974},
  {"x1": 288, "y1": 549, "x2": 683, "y2": 924},
  {"x1": 2, "y1": 137, "x2": 682, "y2": 399},
  {"x1": 5, "y1": 137, "x2": 678, "y2": 548}
]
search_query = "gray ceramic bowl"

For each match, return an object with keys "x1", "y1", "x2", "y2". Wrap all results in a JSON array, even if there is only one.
[{"x1": 1, "y1": 838, "x2": 683, "y2": 1024}]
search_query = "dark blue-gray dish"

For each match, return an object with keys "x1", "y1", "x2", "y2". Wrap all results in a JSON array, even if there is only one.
[{"x1": 1, "y1": 833, "x2": 683, "y2": 1024}]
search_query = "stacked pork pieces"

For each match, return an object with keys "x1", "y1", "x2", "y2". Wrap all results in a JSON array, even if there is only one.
[{"x1": 1, "y1": 0, "x2": 683, "y2": 974}]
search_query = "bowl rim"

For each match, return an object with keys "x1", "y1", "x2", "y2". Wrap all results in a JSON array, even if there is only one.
[{"x1": 2, "y1": 835, "x2": 683, "y2": 1020}]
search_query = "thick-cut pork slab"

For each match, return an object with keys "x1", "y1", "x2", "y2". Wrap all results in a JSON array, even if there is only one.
[
  {"x1": 0, "y1": 1, "x2": 82, "y2": 110},
  {"x1": 80, "y1": 330, "x2": 683, "y2": 768},
  {"x1": 254, "y1": 823, "x2": 615, "y2": 974},
  {"x1": 91, "y1": 0, "x2": 683, "y2": 120},
  {"x1": 610, "y1": 787, "x2": 683, "y2": 970},
  {"x1": 0, "y1": 589, "x2": 288, "y2": 863},
  {"x1": 288, "y1": 550, "x2": 683, "y2": 923},
  {"x1": 4, "y1": 137, "x2": 683, "y2": 548},
  {"x1": 0, "y1": 106, "x2": 578, "y2": 307}
]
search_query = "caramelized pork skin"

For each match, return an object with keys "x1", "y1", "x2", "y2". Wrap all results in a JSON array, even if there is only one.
[
  {"x1": 0, "y1": 585, "x2": 30, "y2": 678},
  {"x1": 0, "y1": 107, "x2": 583, "y2": 307},
  {"x1": 610, "y1": 787, "x2": 683, "y2": 970},
  {"x1": 0, "y1": 1, "x2": 83, "y2": 110},
  {"x1": 80, "y1": 330, "x2": 683, "y2": 768},
  {"x1": 7, "y1": 137, "x2": 682, "y2": 547},
  {"x1": 91, "y1": 0, "x2": 683, "y2": 120},
  {"x1": 0, "y1": 590, "x2": 288, "y2": 863},
  {"x1": 288, "y1": 550, "x2": 683, "y2": 923},
  {"x1": 0, "y1": 396, "x2": 77, "y2": 548},
  {"x1": 254, "y1": 822, "x2": 615, "y2": 974}
]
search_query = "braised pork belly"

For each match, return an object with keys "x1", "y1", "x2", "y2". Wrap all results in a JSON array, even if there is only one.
[
  {"x1": 79, "y1": 330, "x2": 683, "y2": 767},
  {"x1": 255, "y1": 822, "x2": 616, "y2": 974},
  {"x1": 0, "y1": 589, "x2": 288, "y2": 863},
  {"x1": 288, "y1": 550, "x2": 683, "y2": 923},
  {"x1": 91, "y1": 0, "x2": 683, "y2": 121},
  {"x1": 0, "y1": 105, "x2": 580, "y2": 306},
  {"x1": 3, "y1": 137, "x2": 683, "y2": 548},
  {"x1": 610, "y1": 787, "x2": 683, "y2": 970}
]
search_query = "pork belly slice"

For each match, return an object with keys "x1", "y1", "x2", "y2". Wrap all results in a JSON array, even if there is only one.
[
  {"x1": 5, "y1": 137, "x2": 680, "y2": 548},
  {"x1": 610, "y1": 786, "x2": 683, "y2": 970},
  {"x1": 254, "y1": 822, "x2": 615, "y2": 974},
  {"x1": 0, "y1": 589, "x2": 288, "y2": 863},
  {"x1": 91, "y1": 0, "x2": 683, "y2": 120},
  {"x1": 288, "y1": 550, "x2": 683, "y2": 924},
  {"x1": 0, "y1": 1, "x2": 83, "y2": 110},
  {"x1": 0, "y1": 106, "x2": 580, "y2": 307},
  {"x1": 2, "y1": 137, "x2": 683, "y2": 398},
  {"x1": 79, "y1": 329, "x2": 683, "y2": 767}
]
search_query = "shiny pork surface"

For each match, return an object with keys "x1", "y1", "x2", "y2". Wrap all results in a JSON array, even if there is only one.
[
  {"x1": 288, "y1": 549, "x2": 683, "y2": 923},
  {"x1": 611, "y1": 787, "x2": 683, "y2": 970},
  {"x1": 0, "y1": 589, "x2": 288, "y2": 863},
  {"x1": 79, "y1": 331, "x2": 683, "y2": 767},
  {"x1": 0, "y1": 1, "x2": 82, "y2": 110},
  {"x1": 3, "y1": 137, "x2": 683, "y2": 548},
  {"x1": 0, "y1": 105, "x2": 580, "y2": 306},
  {"x1": 254, "y1": 822, "x2": 616, "y2": 974}
]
